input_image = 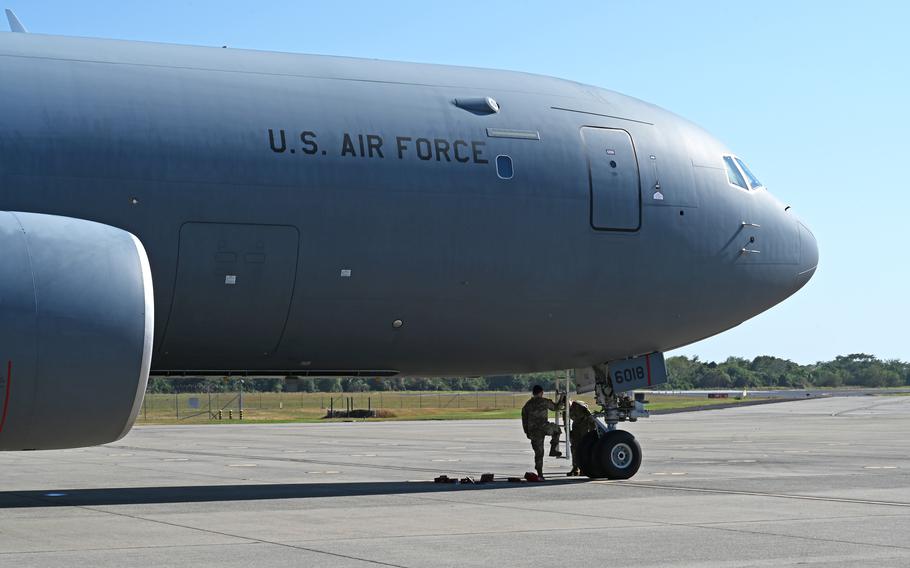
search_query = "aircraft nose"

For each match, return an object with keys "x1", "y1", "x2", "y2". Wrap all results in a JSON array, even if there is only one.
[{"x1": 796, "y1": 221, "x2": 818, "y2": 290}]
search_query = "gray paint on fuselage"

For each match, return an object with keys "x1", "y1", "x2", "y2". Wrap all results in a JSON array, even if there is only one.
[{"x1": 0, "y1": 32, "x2": 818, "y2": 375}]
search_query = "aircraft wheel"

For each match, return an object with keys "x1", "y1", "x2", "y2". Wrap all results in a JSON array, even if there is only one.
[
  {"x1": 595, "y1": 430, "x2": 642, "y2": 480},
  {"x1": 578, "y1": 431, "x2": 606, "y2": 479}
]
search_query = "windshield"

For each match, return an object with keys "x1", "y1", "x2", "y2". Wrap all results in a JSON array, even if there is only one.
[
  {"x1": 723, "y1": 156, "x2": 747, "y2": 189},
  {"x1": 734, "y1": 157, "x2": 763, "y2": 189}
]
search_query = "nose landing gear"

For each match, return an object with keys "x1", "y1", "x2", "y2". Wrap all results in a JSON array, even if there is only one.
[
  {"x1": 578, "y1": 400, "x2": 645, "y2": 480},
  {"x1": 574, "y1": 353, "x2": 667, "y2": 480},
  {"x1": 579, "y1": 429, "x2": 642, "y2": 479}
]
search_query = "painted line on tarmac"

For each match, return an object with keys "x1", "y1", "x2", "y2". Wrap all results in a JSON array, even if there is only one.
[
  {"x1": 108, "y1": 444, "x2": 515, "y2": 477},
  {"x1": 831, "y1": 398, "x2": 910, "y2": 417},
  {"x1": 616, "y1": 481, "x2": 910, "y2": 508}
]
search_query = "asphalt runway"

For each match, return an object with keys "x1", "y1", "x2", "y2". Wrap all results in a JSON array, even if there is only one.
[{"x1": 2, "y1": 396, "x2": 910, "y2": 567}]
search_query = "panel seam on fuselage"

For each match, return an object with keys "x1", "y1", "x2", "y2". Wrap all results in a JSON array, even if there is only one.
[{"x1": 551, "y1": 106, "x2": 653, "y2": 126}]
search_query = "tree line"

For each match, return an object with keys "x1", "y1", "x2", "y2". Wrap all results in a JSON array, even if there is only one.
[{"x1": 145, "y1": 354, "x2": 909, "y2": 394}]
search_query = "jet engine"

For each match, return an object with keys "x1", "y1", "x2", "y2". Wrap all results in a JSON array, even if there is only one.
[{"x1": 0, "y1": 212, "x2": 153, "y2": 450}]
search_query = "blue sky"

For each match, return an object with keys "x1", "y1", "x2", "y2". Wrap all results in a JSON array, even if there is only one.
[{"x1": 7, "y1": 1, "x2": 908, "y2": 364}]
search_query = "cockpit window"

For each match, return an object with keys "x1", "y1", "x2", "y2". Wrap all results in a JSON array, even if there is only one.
[
  {"x1": 734, "y1": 157, "x2": 763, "y2": 189},
  {"x1": 723, "y1": 156, "x2": 747, "y2": 189}
]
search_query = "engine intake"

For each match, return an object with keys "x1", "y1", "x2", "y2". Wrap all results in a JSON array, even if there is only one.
[{"x1": 0, "y1": 212, "x2": 153, "y2": 450}]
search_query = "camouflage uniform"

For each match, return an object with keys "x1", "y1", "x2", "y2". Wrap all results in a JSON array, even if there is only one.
[
  {"x1": 569, "y1": 401, "x2": 596, "y2": 474},
  {"x1": 521, "y1": 395, "x2": 563, "y2": 475}
]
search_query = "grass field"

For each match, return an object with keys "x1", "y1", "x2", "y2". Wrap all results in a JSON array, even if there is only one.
[{"x1": 135, "y1": 391, "x2": 760, "y2": 425}]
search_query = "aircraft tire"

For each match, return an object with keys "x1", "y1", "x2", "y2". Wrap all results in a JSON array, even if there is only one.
[
  {"x1": 595, "y1": 430, "x2": 642, "y2": 480},
  {"x1": 578, "y1": 431, "x2": 607, "y2": 479}
]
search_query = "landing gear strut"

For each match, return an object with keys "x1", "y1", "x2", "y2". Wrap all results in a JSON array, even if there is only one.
[{"x1": 576, "y1": 362, "x2": 652, "y2": 479}]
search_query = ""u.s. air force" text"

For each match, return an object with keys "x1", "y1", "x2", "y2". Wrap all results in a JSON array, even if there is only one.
[{"x1": 267, "y1": 129, "x2": 489, "y2": 164}]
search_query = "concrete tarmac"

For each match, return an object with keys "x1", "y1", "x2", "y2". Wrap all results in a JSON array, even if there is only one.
[{"x1": 2, "y1": 396, "x2": 910, "y2": 567}]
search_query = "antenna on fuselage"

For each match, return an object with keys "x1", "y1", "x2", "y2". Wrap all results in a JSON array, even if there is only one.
[{"x1": 5, "y1": 9, "x2": 28, "y2": 33}]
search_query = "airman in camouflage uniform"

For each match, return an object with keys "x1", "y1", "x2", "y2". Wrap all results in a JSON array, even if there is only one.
[
  {"x1": 521, "y1": 385, "x2": 564, "y2": 479},
  {"x1": 568, "y1": 400, "x2": 596, "y2": 476}
]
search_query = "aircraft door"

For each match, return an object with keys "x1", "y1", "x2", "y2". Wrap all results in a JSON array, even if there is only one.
[
  {"x1": 160, "y1": 223, "x2": 300, "y2": 366},
  {"x1": 582, "y1": 127, "x2": 641, "y2": 231}
]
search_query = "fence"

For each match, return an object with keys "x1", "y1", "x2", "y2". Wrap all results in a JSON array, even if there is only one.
[{"x1": 136, "y1": 391, "x2": 582, "y2": 423}]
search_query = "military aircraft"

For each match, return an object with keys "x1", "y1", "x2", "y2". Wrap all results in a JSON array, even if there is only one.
[{"x1": 0, "y1": 11, "x2": 817, "y2": 479}]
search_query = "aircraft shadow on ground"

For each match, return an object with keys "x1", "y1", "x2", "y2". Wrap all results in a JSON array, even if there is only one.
[{"x1": 0, "y1": 478, "x2": 590, "y2": 508}]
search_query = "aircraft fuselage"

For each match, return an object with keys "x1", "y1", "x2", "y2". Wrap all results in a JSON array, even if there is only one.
[{"x1": 0, "y1": 33, "x2": 817, "y2": 376}]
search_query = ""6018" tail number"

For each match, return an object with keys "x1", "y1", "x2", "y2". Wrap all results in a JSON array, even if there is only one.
[{"x1": 608, "y1": 353, "x2": 669, "y2": 391}]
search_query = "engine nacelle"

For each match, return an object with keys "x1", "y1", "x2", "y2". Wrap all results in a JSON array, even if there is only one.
[{"x1": 0, "y1": 212, "x2": 153, "y2": 450}]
